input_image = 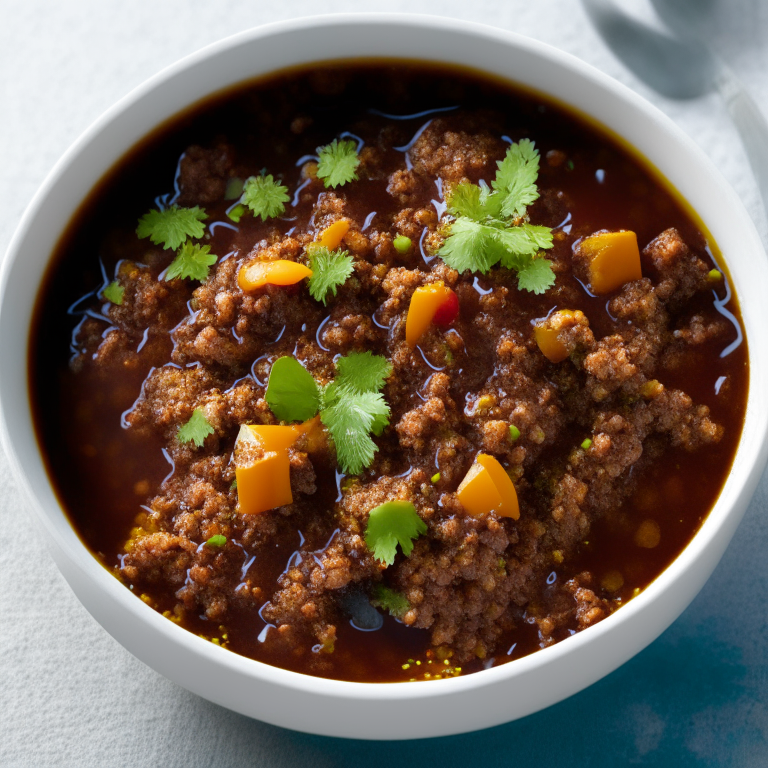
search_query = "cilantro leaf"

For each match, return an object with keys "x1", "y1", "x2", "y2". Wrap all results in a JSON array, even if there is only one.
[
  {"x1": 516, "y1": 257, "x2": 556, "y2": 295},
  {"x1": 371, "y1": 584, "x2": 410, "y2": 619},
  {"x1": 364, "y1": 501, "x2": 427, "y2": 566},
  {"x1": 205, "y1": 534, "x2": 227, "y2": 547},
  {"x1": 178, "y1": 408, "x2": 214, "y2": 448},
  {"x1": 438, "y1": 218, "x2": 501, "y2": 273},
  {"x1": 317, "y1": 139, "x2": 360, "y2": 188},
  {"x1": 447, "y1": 182, "x2": 488, "y2": 221},
  {"x1": 102, "y1": 281, "x2": 124, "y2": 305},
  {"x1": 241, "y1": 174, "x2": 290, "y2": 221},
  {"x1": 321, "y1": 388, "x2": 389, "y2": 476},
  {"x1": 307, "y1": 246, "x2": 354, "y2": 304},
  {"x1": 335, "y1": 351, "x2": 392, "y2": 394},
  {"x1": 137, "y1": 205, "x2": 207, "y2": 250},
  {"x1": 437, "y1": 140, "x2": 555, "y2": 293},
  {"x1": 165, "y1": 242, "x2": 217, "y2": 282},
  {"x1": 263, "y1": 352, "x2": 391, "y2": 475},
  {"x1": 492, "y1": 138, "x2": 541, "y2": 219},
  {"x1": 265, "y1": 356, "x2": 322, "y2": 423}
]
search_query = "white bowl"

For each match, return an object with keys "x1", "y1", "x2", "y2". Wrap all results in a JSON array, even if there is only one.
[{"x1": 2, "y1": 14, "x2": 767, "y2": 740}]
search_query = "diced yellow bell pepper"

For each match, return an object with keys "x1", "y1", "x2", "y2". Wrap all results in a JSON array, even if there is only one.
[
  {"x1": 457, "y1": 454, "x2": 520, "y2": 520},
  {"x1": 236, "y1": 451, "x2": 293, "y2": 515},
  {"x1": 318, "y1": 219, "x2": 350, "y2": 250},
  {"x1": 405, "y1": 281, "x2": 454, "y2": 347},
  {"x1": 580, "y1": 230, "x2": 641, "y2": 294},
  {"x1": 237, "y1": 260, "x2": 312, "y2": 293}
]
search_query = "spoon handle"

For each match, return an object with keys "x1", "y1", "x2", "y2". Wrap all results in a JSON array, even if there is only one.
[{"x1": 717, "y1": 67, "x2": 768, "y2": 232}]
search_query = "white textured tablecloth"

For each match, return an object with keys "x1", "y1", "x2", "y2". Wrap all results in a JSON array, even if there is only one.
[{"x1": 1, "y1": 2, "x2": 767, "y2": 765}]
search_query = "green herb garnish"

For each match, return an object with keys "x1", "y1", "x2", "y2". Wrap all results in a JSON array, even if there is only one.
[
  {"x1": 581, "y1": 438, "x2": 593, "y2": 450},
  {"x1": 241, "y1": 174, "x2": 290, "y2": 221},
  {"x1": 307, "y1": 245, "x2": 354, "y2": 304},
  {"x1": 371, "y1": 584, "x2": 411, "y2": 619},
  {"x1": 228, "y1": 204, "x2": 246, "y2": 223},
  {"x1": 136, "y1": 205, "x2": 207, "y2": 250},
  {"x1": 438, "y1": 140, "x2": 555, "y2": 295},
  {"x1": 393, "y1": 235, "x2": 412, "y2": 254},
  {"x1": 321, "y1": 388, "x2": 390, "y2": 474},
  {"x1": 102, "y1": 281, "x2": 124, "y2": 305},
  {"x1": 177, "y1": 408, "x2": 214, "y2": 448},
  {"x1": 333, "y1": 350, "x2": 391, "y2": 395},
  {"x1": 509, "y1": 424, "x2": 521, "y2": 441},
  {"x1": 430, "y1": 472, "x2": 441, "y2": 484},
  {"x1": 165, "y1": 243, "x2": 217, "y2": 282},
  {"x1": 265, "y1": 357, "x2": 322, "y2": 423},
  {"x1": 264, "y1": 351, "x2": 392, "y2": 475},
  {"x1": 365, "y1": 501, "x2": 427, "y2": 566},
  {"x1": 317, "y1": 139, "x2": 360, "y2": 189},
  {"x1": 206, "y1": 534, "x2": 227, "y2": 548}
]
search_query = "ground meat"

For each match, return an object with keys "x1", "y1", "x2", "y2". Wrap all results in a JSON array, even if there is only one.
[
  {"x1": 176, "y1": 144, "x2": 234, "y2": 206},
  {"x1": 47, "y1": 72, "x2": 742, "y2": 681}
]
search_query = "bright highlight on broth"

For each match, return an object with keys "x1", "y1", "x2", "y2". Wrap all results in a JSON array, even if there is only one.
[{"x1": 32, "y1": 62, "x2": 746, "y2": 683}]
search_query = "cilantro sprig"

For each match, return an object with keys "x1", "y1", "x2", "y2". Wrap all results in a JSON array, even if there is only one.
[
  {"x1": 265, "y1": 351, "x2": 392, "y2": 475},
  {"x1": 137, "y1": 205, "x2": 207, "y2": 250},
  {"x1": 178, "y1": 408, "x2": 214, "y2": 448},
  {"x1": 241, "y1": 174, "x2": 290, "y2": 221},
  {"x1": 317, "y1": 139, "x2": 360, "y2": 188},
  {"x1": 136, "y1": 204, "x2": 217, "y2": 283},
  {"x1": 307, "y1": 245, "x2": 354, "y2": 305},
  {"x1": 166, "y1": 243, "x2": 217, "y2": 282},
  {"x1": 438, "y1": 139, "x2": 556, "y2": 295},
  {"x1": 364, "y1": 501, "x2": 427, "y2": 566}
]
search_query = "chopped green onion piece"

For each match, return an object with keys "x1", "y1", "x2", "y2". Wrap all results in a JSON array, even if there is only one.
[
  {"x1": 230, "y1": 479, "x2": 238, "y2": 490},
  {"x1": 206, "y1": 534, "x2": 227, "y2": 547},
  {"x1": 228, "y1": 204, "x2": 246, "y2": 223},
  {"x1": 430, "y1": 472, "x2": 441, "y2": 484},
  {"x1": 393, "y1": 235, "x2": 412, "y2": 254},
  {"x1": 509, "y1": 425, "x2": 521, "y2": 441},
  {"x1": 566, "y1": 159, "x2": 575, "y2": 171},
  {"x1": 581, "y1": 438, "x2": 593, "y2": 450},
  {"x1": 102, "y1": 281, "x2": 124, "y2": 305},
  {"x1": 707, "y1": 269, "x2": 722, "y2": 282},
  {"x1": 225, "y1": 177, "x2": 245, "y2": 200}
]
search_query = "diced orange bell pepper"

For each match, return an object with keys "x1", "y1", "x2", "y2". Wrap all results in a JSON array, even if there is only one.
[
  {"x1": 241, "y1": 423, "x2": 303, "y2": 452},
  {"x1": 476, "y1": 454, "x2": 519, "y2": 520},
  {"x1": 457, "y1": 453, "x2": 519, "y2": 520},
  {"x1": 405, "y1": 281, "x2": 457, "y2": 347},
  {"x1": 234, "y1": 424, "x2": 303, "y2": 515},
  {"x1": 236, "y1": 451, "x2": 293, "y2": 515},
  {"x1": 534, "y1": 326, "x2": 568, "y2": 364},
  {"x1": 318, "y1": 220, "x2": 350, "y2": 250},
  {"x1": 297, "y1": 414, "x2": 327, "y2": 454},
  {"x1": 237, "y1": 260, "x2": 313, "y2": 293},
  {"x1": 580, "y1": 230, "x2": 641, "y2": 294}
]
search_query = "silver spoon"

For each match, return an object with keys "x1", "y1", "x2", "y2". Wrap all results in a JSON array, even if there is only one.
[{"x1": 581, "y1": 0, "x2": 768, "y2": 227}]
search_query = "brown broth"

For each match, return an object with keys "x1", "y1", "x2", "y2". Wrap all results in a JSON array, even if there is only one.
[{"x1": 29, "y1": 61, "x2": 748, "y2": 683}]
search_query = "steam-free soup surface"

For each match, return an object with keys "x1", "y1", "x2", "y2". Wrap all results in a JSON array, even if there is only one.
[{"x1": 31, "y1": 62, "x2": 747, "y2": 682}]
